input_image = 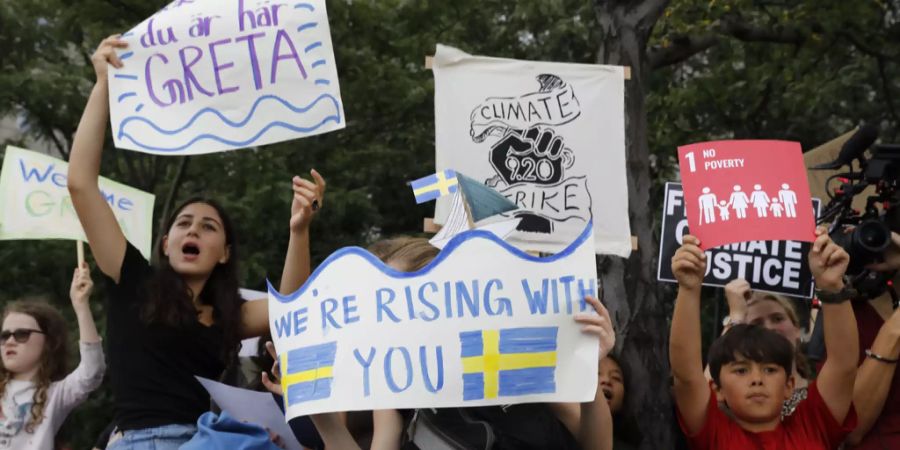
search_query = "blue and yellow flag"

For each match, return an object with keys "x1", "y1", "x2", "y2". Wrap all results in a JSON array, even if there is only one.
[
  {"x1": 459, "y1": 327, "x2": 558, "y2": 401},
  {"x1": 410, "y1": 170, "x2": 459, "y2": 204},
  {"x1": 281, "y1": 341, "x2": 337, "y2": 405}
]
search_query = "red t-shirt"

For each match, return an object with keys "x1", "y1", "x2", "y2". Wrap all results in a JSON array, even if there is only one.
[{"x1": 676, "y1": 381, "x2": 857, "y2": 450}]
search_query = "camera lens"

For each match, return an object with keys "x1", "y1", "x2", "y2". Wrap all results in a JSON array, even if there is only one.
[{"x1": 854, "y1": 219, "x2": 891, "y2": 254}]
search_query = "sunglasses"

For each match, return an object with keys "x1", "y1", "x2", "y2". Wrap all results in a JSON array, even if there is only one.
[{"x1": 0, "y1": 329, "x2": 44, "y2": 344}]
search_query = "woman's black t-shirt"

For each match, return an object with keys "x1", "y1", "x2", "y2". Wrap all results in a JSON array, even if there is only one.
[{"x1": 105, "y1": 242, "x2": 226, "y2": 431}]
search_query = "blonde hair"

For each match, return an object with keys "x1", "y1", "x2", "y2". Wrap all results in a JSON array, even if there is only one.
[
  {"x1": 747, "y1": 292, "x2": 800, "y2": 328},
  {"x1": 368, "y1": 237, "x2": 439, "y2": 272}
]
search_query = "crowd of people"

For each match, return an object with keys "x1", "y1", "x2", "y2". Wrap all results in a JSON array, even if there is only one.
[{"x1": 2, "y1": 36, "x2": 900, "y2": 450}]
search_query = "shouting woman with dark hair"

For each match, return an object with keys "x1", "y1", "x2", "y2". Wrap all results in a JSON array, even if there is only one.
[{"x1": 67, "y1": 35, "x2": 325, "y2": 449}]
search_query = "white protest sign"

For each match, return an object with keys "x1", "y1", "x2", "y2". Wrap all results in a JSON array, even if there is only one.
[
  {"x1": 196, "y1": 377, "x2": 303, "y2": 450},
  {"x1": 109, "y1": 0, "x2": 345, "y2": 155},
  {"x1": 269, "y1": 223, "x2": 599, "y2": 417},
  {"x1": 0, "y1": 146, "x2": 155, "y2": 258},
  {"x1": 433, "y1": 44, "x2": 630, "y2": 256}
]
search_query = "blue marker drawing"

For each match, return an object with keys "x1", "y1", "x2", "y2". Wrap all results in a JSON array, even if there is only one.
[
  {"x1": 315, "y1": 79, "x2": 330, "y2": 86},
  {"x1": 135, "y1": 104, "x2": 144, "y2": 112},
  {"x1": 266, "y1": 221, "x2": 594, "y2": 305},
  {"x1": 311, "y1": 59, "x2": 327, "y2": 69},
  {"x1": 294, "y1": 2, "x2": 316, "y2": 11},
  {"x1": 460, "y1": 327, "x2": 558, "y2": 401},
  {"x1": 297, "y1": 22, "x2": 318, "y2": 33},
  {"x1": 114, "y1": 74, "x2": 139, "y2": 80},
  {"x1": 117, "y1": 92, "x2": 137, "y2": 103},
  {"x1": 119, "y1": 51, "x2": 134, "y2": 60},
  {"x1": 304, "y1": 42, "x2": 323, "y2": 53},
  {"x1": 119, "y1": 94, "x2": 340, "y2": 136},
  {"x1": 283, "y1": 341, "x2": 337, "y2": 405}
]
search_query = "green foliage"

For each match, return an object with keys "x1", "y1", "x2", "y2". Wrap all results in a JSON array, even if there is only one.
[{"x1": 1, "y1": 0, "x2": 898, "y2": 447}]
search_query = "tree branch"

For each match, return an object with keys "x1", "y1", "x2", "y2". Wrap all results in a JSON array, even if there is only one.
[{"x1": 649, "y1": 18, "x2": 809, "y2": 69}]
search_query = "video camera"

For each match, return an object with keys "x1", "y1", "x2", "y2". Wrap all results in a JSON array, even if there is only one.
[{"x1": 813, "y1": 125, "x2": 900, "y2": 300}]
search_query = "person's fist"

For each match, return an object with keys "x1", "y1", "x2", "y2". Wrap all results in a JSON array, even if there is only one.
[{"x1": 672, "y1": 235, "x2": 706, "y2": 291}]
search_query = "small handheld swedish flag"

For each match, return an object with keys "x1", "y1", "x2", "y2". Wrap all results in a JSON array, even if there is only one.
[
  {"x1": 410, "y1": 170, "x2": 459, "y2": 204},
  {"x1": 459, "y1": 327, "x2": 558, "y2": 401},
  {"x1": 281, "y1": 341, "x2": 337, "y2": 406}
]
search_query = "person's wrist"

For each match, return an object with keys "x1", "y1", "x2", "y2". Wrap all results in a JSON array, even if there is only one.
[{"x1": 816, "y1": 277, "x2": 845, "y2": 292}]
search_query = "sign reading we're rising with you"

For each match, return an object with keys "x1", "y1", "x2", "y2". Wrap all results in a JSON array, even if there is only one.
[{"x1": 269, "y1": 224, "x2": 600, "y2": 418}]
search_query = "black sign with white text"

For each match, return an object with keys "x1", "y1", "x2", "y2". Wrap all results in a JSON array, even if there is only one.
[{"x1": 657, "y1": 182, "x2": 820, "y2": 298}]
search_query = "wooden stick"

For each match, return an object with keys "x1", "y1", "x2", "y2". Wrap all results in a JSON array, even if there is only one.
[
  {"x1": 76, "y1": 240, "x2": 85, "y2": 267},
  {"x1": 425, "y1": 55, "x2": 632, "y2": 79}
]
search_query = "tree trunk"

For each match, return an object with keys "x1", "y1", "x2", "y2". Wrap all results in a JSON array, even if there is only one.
[{"x1": 593, "y1": 1, "x2": 674, "y2": 448}]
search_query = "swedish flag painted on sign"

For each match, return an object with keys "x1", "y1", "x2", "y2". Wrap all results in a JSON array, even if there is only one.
[
  {"x1": 281, "y1": 341, "x2": 337, "y2": 405},
  {"x1": 410, "y1": 169, "x2": 459, "y2": 204},
  {"x1": 459, "y1": 327, "x2": 558, "y2": 401}
]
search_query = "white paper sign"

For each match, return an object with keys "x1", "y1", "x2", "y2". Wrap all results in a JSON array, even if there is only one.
[
  {"x1": 433, "y1": 44, "x2": 630, "y2": 257},
  {"x1": 269, "y1": 223, "x2": 599, "y2": 418},
  {"x1": 0, "y1": 146, "x2": 155, "y2": 258},
  {"x1": 196, "y1": 377, "x2": 303, "y2": 450},
  {"x1": 109, "y1": 0, "x2": 345, "y2": 155}
]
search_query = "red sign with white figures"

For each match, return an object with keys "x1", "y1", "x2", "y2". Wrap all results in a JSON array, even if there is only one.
[{"x1": 677, "y1": 140, "x2": 816, "y2": 249}]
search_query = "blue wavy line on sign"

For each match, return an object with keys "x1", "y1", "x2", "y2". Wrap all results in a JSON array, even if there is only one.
[
  {"x1": 295, "y1": 2, "x2": 315, "y2": 11},
  {"x1": 135, "y1": 104, "x2": 145, "y2": 112},
  {"x1": 297, "y1": 22, "x2": 318, "y2": 32},
  {"x1": 114, "y1": 74, "x2": 139, "y2": 80},
  {"x1": 119, "y1": 114, "x2": 342, "y2": 152},
  {"x1": 118, "y1": 93, "x2": 340, "y2": 136},
  {"x1": 311, "y1": 59, "x2": 326, "y2": 68},
  {"x1": 117, "y1": 92, "x2": 137, "y2": 103},
  {"x1": 304, "y1": 42, "x2": 322, "y2": 53},
  {"x1": 119, "y1": 51, "x2": 134, "y2": 60},
  {"x1": 267, "y1": 221, "x2": 594, "y2": 304},
  {"x1": 315, "y1": 79, "x2": 330, "y2": 86}
]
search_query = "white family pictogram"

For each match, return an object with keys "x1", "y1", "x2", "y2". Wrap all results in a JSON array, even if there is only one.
[{"x1": 698, "y1": 183, "x2": 797, "y2": 225}]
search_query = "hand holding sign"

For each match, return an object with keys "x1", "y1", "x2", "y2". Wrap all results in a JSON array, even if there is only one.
[
  {"x1": 91, "y1": 35, "x2": 128, "y2": 81},
  {"x1": 809, "y1": 227, "x2": 850, "y2": 291},
  {"x1": 576, "y1": 296, "x2": 616, "y2": 360},
  {"x1": 672, "y1": 235, "x2": 706, "y2": 291}
]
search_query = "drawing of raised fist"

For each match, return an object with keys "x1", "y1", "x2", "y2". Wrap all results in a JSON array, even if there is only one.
[{"x1": 489, "y1": 126, "x2": 573, "y2": 186}]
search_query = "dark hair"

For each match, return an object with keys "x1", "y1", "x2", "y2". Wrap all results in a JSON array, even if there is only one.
[
  {"x1": 0, "y1": 299, "x2": 69, "y2": 432},
  {"x1": 708, "y1": 324, "x2": 794, "y2": 387},
  {"x1": 603, "y1": 354, "x2": 642, "y2": 446},
  {"x1": 143, "y1": 197, "x2": 244, "y2": 362}
]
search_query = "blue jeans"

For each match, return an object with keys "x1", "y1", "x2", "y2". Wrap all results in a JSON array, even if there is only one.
[{"x1": 106, "y1": 424, "x2": 197, "y2": 450}]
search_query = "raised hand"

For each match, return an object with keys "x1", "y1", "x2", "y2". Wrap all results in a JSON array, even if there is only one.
[
  {"x1": 289, "y1": 169, "x2": 326, "y2": 234},
  {"x1": 810, "y1": 226, "x2": 850, "y2": 291},
  {"x1": 576, "y1": 295, "x2": 616, "y2": 360},
  {"x1": 90, "y1": 35, "x2": 128, "y2": 82},
  {"x1": 672, "y1": 235, "x2": 706, "y2": 291},
  {"x1": 723, "y1": 278, "x2": 751, "y2": 319},
  {"x1": 70, "y1": 262, "x2": 94, "y2": 310}
]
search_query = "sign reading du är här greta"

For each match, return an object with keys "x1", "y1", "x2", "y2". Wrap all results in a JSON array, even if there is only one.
[
  {"x1": 657, "y1": 182, "x2": 820, "y2": 298},
  {"x1": 0, "y1": 146, "x2": 155, "y2": 258},
  {"x1": 109, "y1": 0, "x2": 345, "y2": 155},
  {"x1": 269, "y1": 224, "x2": 600, "y2": 418}
]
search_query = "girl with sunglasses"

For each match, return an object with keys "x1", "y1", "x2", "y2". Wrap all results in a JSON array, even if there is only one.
[{"x1": 0, "y1": 263, "x2": 105, "y2": 450}]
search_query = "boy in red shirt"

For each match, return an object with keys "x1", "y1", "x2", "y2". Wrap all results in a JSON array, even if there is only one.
[{"x1": 670, "y1": 229, "x2": 858, "y2": 449}]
